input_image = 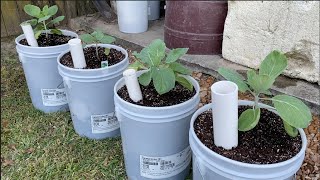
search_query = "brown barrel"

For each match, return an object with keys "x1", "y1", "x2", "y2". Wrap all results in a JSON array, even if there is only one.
[{"x1": 164, "y1": 1, "x2": 228, "y2": 55}]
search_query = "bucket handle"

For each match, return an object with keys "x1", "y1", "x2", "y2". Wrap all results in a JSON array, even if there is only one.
[
  {"x1": 195, "y1": 157, "x2": 206, "y2": 180},
  {"x1": 63, "y1": 77, "x2": 72, "y2": 89}
]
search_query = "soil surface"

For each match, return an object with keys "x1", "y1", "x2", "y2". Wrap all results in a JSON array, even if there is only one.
[
  {"x1": 117, "y1": 82, "x2": 196, "y2": 107},
  {"x1": 194, "y1": 106, "x2": 302, "y2": 164},
  {"x1": 19, "y1": 33, "x2": 74, "y2": 47},
  {"x1": 60, "y1": 46, "x2": 125, "y2": 69}
]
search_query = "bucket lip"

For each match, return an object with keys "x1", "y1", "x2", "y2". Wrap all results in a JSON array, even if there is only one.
[
  {"x1": 15, "y1": 29, "x2": 78, "y2": 49},
  {"x1": 114, "y1": 73, "x2": 200, "y2": 110},
  {"x1": 57, "y1": 44, "x2": 129, "y2": 72},
  {"x1": 190, "y1": 100, "x2": 307, "y2": 168}
]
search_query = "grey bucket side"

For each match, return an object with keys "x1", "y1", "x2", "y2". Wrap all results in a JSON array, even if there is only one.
[
  {"x1": 114, "y1": 74, "x2": 200, "y2": 180},
  {"x1": 58, "y1": 44, "x2": 129, "y2": 140},
  {"x1": 15, "y1": 30, "x2": 78, "y2": 113},
  {"x1": 189, "y1": 101, "x2": 307, "y2": 180},
  {"x1": 148, "y1": 1, "x2": 160, "y2": 20}
]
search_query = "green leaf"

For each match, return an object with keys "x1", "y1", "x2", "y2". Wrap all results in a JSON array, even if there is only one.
[
  {"x1": 104, "y1": 48, "x2": 110, "y2": 56},
  {"x1": 24, "y1": 4, "x2": 41, "y2": 17},
  {"x1": 138, "y1": 70, "x2": 152, "y2": 86},
  {"x1": 217, "y1": 67, "x2": 250, "y2": 93},
  {"x1": 259, "y1": 50, "x2": 288, "y2": 79},
  {"x1": 176, "y1": 75, "x2": 193, "y2": 91},
  {"x1": 238, "y1": 108, "x2": 261, "y2": 131},
  {"x1": 138, "y1": 39, "x2": 166, "y2": 67},
  {"x1": 92, "y1": 30, "x2": 104, "y2": 41},
  {"x1": 272, "y1": 95, "x2": 312, "y2": 128},
  {"x1": 152, "y1": 67, "x2": 175, "y2": 95},
  {"x1": 80, "y1": 34, "x2": 95, "y2": 44},
  {"x1": 128, "y1": 60, "x2": 146, "y2": 71},
  {"x1": 34, "y1": 30, "x2": 42, "y2": 39},
  {"x1": 48, "y1": 16, "x2": 64, "y2": 25},
  {"x1": 38, "y1": 15, "x2": 51, "y2": 23},
  {"x1": 261, "y1": 90, "x2": 273, "y2": 96},
  {"x1": 247, "y1": 70, "x2": 274, "y2": 93},
  {"x1": 42, "y1": 5, "x2": 49, "y2": 15},
  {"x1": 34, "y1": 24, "x2": 44, "y2": 32},
  {"x1": 169, "y1": 62, "x2": 191, "y2": 75},
  {"x1": 47, "y1": 5, "x2": 58, "y2": 16},
  {"x1": 283, "y1": 120, "x2": 299, "y2": 137},
  {"x1": 99, "y1": 35, "x2": 116, "y2": 44},
  {"x1": 166, "y1": 48, "x2": 188, "y2": 63},
  {"x1": 26, "y1": 19, "x2": 38, "y2": 26},
  {"x1": 50, "y1": 29, "x2": 62, "y2": 35}
]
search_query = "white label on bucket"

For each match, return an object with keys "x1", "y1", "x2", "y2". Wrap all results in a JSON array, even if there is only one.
[
  {"x1": 91, "y1": 112, "x2": 119, "y2": 134},
  {"x1": 140, "y1": 146, "x2": 192, "y2": 179},
  {"x1": 41, "y1": 88, "x2": 67, "y2": 106}
]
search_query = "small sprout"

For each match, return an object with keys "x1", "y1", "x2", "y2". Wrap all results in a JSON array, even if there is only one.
[
  {"x1": 130, "y1": 39, "x2": 192, "y2": 95},
  {"x1": 23, "y1": 4, "x2": 65, "y2": 39},
  {"x1": 80, "y1": 30, "x2": 115, "y2": 67},
  {"x1": 218, "y1": 50, "x2": 312, "y2": 137}
]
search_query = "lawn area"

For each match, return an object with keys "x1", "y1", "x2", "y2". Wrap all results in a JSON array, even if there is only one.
[{"x1": 1, "y1": 37, "x2": 126, "y2": 179}]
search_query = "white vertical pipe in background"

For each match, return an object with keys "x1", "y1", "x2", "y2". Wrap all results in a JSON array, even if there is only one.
[
  {"x1": 68, "y1": 38, "x2": 87, "y2": 69},
  {"x1": 211, "y1": 81, "x2": 238, "y2": 150}
]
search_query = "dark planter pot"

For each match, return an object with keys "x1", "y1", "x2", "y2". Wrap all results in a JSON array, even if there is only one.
[{"x1": 164, "y1": 1, "x2": 228, "y2": 55}]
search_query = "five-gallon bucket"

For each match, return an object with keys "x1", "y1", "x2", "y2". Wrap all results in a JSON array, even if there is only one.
[
  {"x1": 15, "y1": 30, "x2": 78, "y2": 113},
  {"x1": 58, "y1": 44, "x2": 129, "y2": 140},
  {"x1": 148, "y1": 1, "x2": 160, "y2": 20},
  {"x1": 116, "y1": 1, "x2": 148, "y2": 33},
  {"x1": 164, "y1": 1, "x2": 228, "y2": 55},
  {"x1": 189, "y1": 100, "x2": 307, "y2": 180},
  {"x1": 114, "y1": 73, "x2": 200, "y2": 180}
]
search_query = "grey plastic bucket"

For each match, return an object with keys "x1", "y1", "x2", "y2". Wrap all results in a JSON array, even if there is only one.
[
  {"x1": 189, "y1": 100, "x2": 307, "y2": 180},
  {"x1": 15, "y1": 30, "x2": 78, "y2": 113},
  {"x1": 57, "y1": 44, "x2": 129, "y2": 140},
  {"x1": 114, "y1": 72, "x2": 200, "y2": 180},
  {"x1": 148, "y1": 1, "x2": 160, "y2": 20}
]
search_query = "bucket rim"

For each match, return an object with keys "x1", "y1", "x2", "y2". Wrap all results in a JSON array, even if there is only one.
[
  {"x1": 114, "y1": 72, "x2": 200, "y2": 110},
  {"x1": 57, "y1": 44, "x2": 129, "y2": 73},
  {"x1": 15, "y1": 29, "x2": 78, "y2": 49},
  {"x1": 189, "y1": 100, "x2": 307, "y2": 168}
]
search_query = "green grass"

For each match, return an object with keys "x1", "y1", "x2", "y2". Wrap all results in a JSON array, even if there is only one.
[{"x1": 1, "y1": 40, "x2": 126, "y2": 179}]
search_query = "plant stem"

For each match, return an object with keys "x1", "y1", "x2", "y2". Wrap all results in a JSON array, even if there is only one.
[
  {"x1": 254, "y1": 94, "x2": 259, "y2": 110},
  {"x1": 43, "y1": 21, "x2": 48, "y2": 38},
  {"x1": 95, "y1": 43, "x2": 101, "y2": 61}
]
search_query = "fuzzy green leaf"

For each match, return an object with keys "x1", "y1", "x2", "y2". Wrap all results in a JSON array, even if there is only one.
[
  {"x1": 169, "y1": 62, "x2": 191, "y2": 75},
  {"x1": 99, "y1": 36, "x2": 116, "y2": 44},
  {"x1": 283, "y1": 120, "x2": 299, "y2": 137},
  {"x1": 247, "y1": 70, "x2": 274, "y2": 93},
  {"x1": 47, "y1": 5, "x2": 58, "y2": 16},
  {"x1": 48, "y1": 16, "x2": 64, "y2": 26},
  {"x1": 166, "y1": 48, "x2": 188, "y2": 63},
  {"x1": 38, "y1": 15, "x2": 51, "y2": 23},
  {"x1": 80, "y1": 34, "x2": 95, "y2": 44},
  {"x1": 272, "y1": 95, "x2": 312, "y2": 128},
  {"x1": 152, "y1": 67, "x2": 175, "y2": 95},
  {"x1": 24, "y1": 4, "x2": 41, "y2": 17},
  {"x1": 26, "y1": 19, "x2": 38, "y2": 26},
  {"x1": 176, "y1": 75, "x2": 193, "y2": 91},
  {"x1": 139, "y1": 70, "x2": 152, "y2": 86},
  {"x1": 50, "y1": 29, "x2": 62, "y2": 35},
  {"x1": 92, "y1": 30, "x2": 104, "y2": 41},
  {"x1": 34, "y1": 30, "x2": 42, "y2": 39},
  {"x1": 129, "y1": 60, "x2": 146, "y2": 71},
  {"x1": 217, "y1": 67, "x2": 250, "y2": 93},
  {"x1": 104, "y1": 48, "x2": 110, "y2": 56},
  {"x1": 259, "y1": 50, "x2": 288, "y2": 79},
  {"x1": 138, "y1": 39, "x2": 166, "y2": 67},
  {"x1": 238, "y1": 108, "x2": 260, "y2": 131},
  {"x1": 42, "y1": 5, "x2": 49, "y2": 15}
]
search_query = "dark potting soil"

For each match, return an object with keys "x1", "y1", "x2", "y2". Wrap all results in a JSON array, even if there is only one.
[
  {"x1": 60, "y1": 46, "x2": 125, "y2": 69},
  {"x1": 117, "y1": 82, "x2": 196, "y2": 107},
  {"x1": 19, "y1": 33, "x2": 74, "y2": 47},
  {"x1": 194, "y1": 106, "x2": 302, "y2": 164}
]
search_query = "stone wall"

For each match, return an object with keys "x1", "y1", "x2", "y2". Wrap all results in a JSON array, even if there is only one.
[{"x1": 222, "y1": 1, "x2": 319, "y2": 84}]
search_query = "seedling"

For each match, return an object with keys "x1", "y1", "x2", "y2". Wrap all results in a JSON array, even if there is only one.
[
  {"x1": 218, "y1": 50, "x2": 312, "y2": 137},
  {"x1": 23, "y1": 4, "x2": 65, "y2": 39},
  {"x1": 129, "y1": 39, "x2": 193, "y2": 95},
  {"x1": 80, "y1": 30, "x2": 116, "y2": 67}
]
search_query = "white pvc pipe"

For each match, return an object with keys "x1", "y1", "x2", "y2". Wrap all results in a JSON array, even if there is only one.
[
  {"x1": 20, "y1": 23, "x2": 38, "y2": 47},
  {"x1": 123, "y1": 69, "x2": 143, "y2": 102},
  {"x1": 211, "y1": 81, "x2": 238, "y2": 150},
  {"x1": 68, "y1": 38, "x2": 86, "y2": 69}
]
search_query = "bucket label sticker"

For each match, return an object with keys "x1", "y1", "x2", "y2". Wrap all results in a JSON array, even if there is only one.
[
  {"x1": 91, "y1": 112, "x2": 119, "y2": 134},
  {"x1": 140, "y1": 146, "x2": 192, "y2": 179},
  {"x1": 41, "y1": 88, "x2": 67, "y2": 106}
]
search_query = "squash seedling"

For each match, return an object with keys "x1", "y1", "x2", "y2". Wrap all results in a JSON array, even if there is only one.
[
  {"x1": 23, "y1": 4, "x2": 65, "y2": 39},
  {"x1": 218, "y1": 50, "x2": 312, "y2": 137}
]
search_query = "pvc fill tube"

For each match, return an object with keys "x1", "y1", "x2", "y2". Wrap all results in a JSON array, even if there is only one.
[
  {"x1": 123, "y1": 69, "x2": 143, "y2": 102},
  {"x1": 68, "y1": 38, "x2": 87, "y2": 69},
  {"x1": 20, "y1": 23, "x2": 38, "y2": 47},
  {"x1": 211, "y1": 81, "x2": 238, "y2": 150}
]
